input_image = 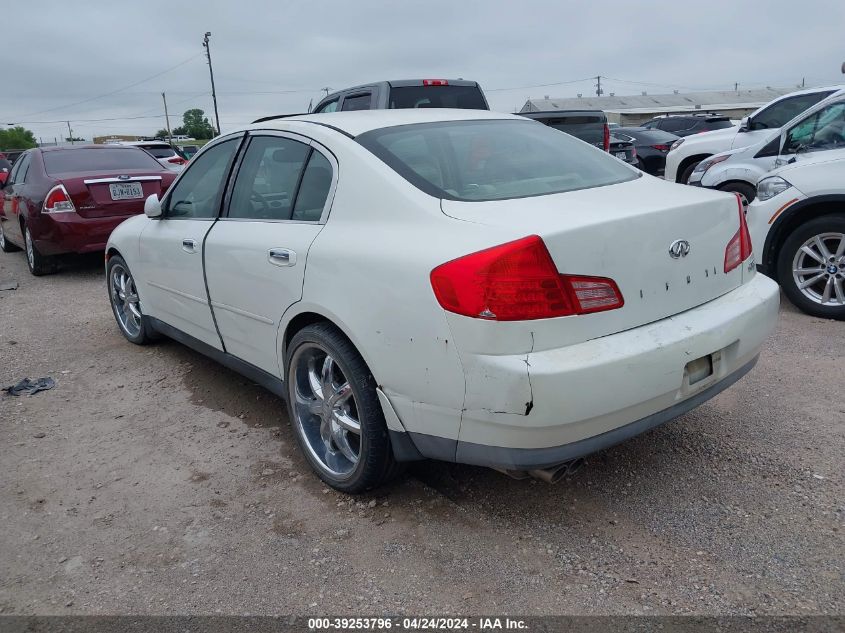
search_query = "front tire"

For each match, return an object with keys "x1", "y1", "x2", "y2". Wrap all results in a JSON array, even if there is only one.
[
  {"x1": 679, "y1": 160, "x2": 702, "y2": 185},
  {"x1": 285, "y1": 322, "x2": 399, "y2": 493},
  {"x1": 718, "y1": 181, "x2": 756, "y2": 207},
  {"x1": 776, "y1": 215, "x2": 845, "y2": 320},
  {"x1": 0, "y1": 222, "x2": 21, "y2": 252},
  {"x1": 107, "y1": 255, "x2": 153, "y2": 344},
  {"x1": 24, "y1": 224, "x2": 57, "y2": 276}
]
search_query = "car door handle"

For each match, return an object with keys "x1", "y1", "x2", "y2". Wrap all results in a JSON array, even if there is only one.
[
  {"x1": 268, "y1": 248, "x2": 296, "y2": 267},
  {"x1": 182, "y1": 238, "x2": 198, "y2": 253}
]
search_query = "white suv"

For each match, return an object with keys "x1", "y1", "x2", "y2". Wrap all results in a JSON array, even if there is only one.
[
  {"x1": 665, "y1": 85, "x2": 844, "y2": 184},
  {"x1": 747, "y1": 149, "x2": 845, "y2": 319},
  {"x1": 687, "y1": 93, "x2": 845, "y2": 203}
]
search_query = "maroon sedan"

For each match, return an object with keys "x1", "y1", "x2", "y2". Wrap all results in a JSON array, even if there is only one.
[{"x1": 0, "y1": 145, "x2": 177, "y2": 275}]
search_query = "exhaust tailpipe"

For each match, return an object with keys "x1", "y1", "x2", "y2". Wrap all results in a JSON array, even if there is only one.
[{"x1": 494, "y1": 458, "x2": 585, "y2": 484}]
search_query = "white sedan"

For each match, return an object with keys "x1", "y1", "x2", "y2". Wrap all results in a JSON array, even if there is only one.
[{"x1": 105, "y1": 109, "x2": 780, "y2": 493}]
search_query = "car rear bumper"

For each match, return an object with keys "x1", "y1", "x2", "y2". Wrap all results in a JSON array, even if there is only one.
[
  {"x1": 397, "y1": 273, "x2": 779, "y2": 468},
  {"x1": 30, "y1": 212, "x2": 136, "y2": 255}
]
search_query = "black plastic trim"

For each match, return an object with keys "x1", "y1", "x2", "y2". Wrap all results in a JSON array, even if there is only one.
[{"x1": 145, "y1": 316, "x2": 285, "y2": 398}]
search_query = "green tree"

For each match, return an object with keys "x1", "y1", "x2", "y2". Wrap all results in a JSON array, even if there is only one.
[
  {"x1": 0, "y1": 126, "x2": 37, "y2": 150},
  {"x1": 181, "y1": 109, "x2": 216, "y2": 139},
  {"x1": 154, "y1": 129, "x2": 171, "y2": 139},
  {"x1": 172, "y1": 126, "x2": 187, "y2": 136}
]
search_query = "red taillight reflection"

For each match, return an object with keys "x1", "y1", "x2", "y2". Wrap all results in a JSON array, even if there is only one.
[
  {"x1": 603, "y1": 124, "x2": 610, "y2": 152},
  {"x1": 652, "y1": 144, "x2": 670, "y2": 151},
  {"x1": 724, "y1": 194, "x2": 753, "y2": 273},
  {"x1": 430, "y1": 235, "x2": 624, "y2": 320}
]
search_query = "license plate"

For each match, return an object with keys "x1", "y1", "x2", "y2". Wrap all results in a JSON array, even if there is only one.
[
  {"x1": 685, "y1": 354, "x2": 713, "y2": 385},
  {"x1": 109, "y1": 182, "x2": 144, "y2": 200},
  {"x1": 615, "y1": 151, "x2": 628, "y2": 160}
]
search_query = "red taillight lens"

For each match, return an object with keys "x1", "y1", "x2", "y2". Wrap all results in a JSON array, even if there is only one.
[
  {"x1": 430, "y1": 235, "x2": 624, "y2": 320},
  {"x1": 603, "y1": 124, "x2": 610, "y2": 152},
  {"x1": 724, "y1": 194, "x2": 753, "y2": 273},
  {"x1": 652, "y1": 144, "x2": 670, "y2": 151},
  {"x1": 43, "y1": 185, "x2": 75, "y2": 214},
  {"x1": 167, "y1": 156, "x2": 187, "y2": 165},
  {"x1": 422, "y1": 79, "x2": 449, "y2": 86}
]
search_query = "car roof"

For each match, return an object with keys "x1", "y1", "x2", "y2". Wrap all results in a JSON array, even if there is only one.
[
  {"x1": 248, "y1": 108, "x2": 521, "y2": 138},
  {"x1": 38, "y1": 144, "x2": 143, "y2": 152}
]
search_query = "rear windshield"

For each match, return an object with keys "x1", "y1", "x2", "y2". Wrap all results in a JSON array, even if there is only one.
[
  {"x1": 43, "y1": 148, "x2": 162, "y2": 175},
  {"x1": 530, "y1": 115, "x2": 605, "y2": 147},
  {"x1": 139, "y1": 145, "x2": 178, "y2": 158},
  {"x1": 703, "y1": 119, "x2": 733, "y2": 130},
  {"x1": 0, "y1": 159, "x2": 11, "y2": 170},
  {"x1": 357, "y1": 119, "x2": 638, "y2": 202},
  {"x1": 389, "y1": 85, "x2": 487, "y2": 110}
]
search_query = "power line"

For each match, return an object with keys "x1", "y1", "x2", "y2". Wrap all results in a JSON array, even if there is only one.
[
  {"x1": 11, "y1": 53, "x2": 204, "y2": 120},
  {"x1": 485, "y1": 77, "x2": 594, "y2": 92}
]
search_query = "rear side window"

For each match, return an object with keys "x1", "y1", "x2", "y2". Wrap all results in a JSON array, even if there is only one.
[
  {"x1": 358, "y1": 119, "x2": 637, "y2": 202},
  {"x1": 314, "y1": 98, "x2": 339, "y2": 113},
  {"x1": 166, "y1": 138, "x2": 239, "y2": 219},
  {"x1": 292, "y1": 151, "x2": 333, "y2": 221},
  {"x1": 44, "y1": 148, "x2": 162, "y2": 175},
  {"x1": 228, "y1": 136, "x2": 311, "y2": 220},
  {"x1": 704, "y1": 119, "x2": 733, "y2": 131},
  {"x1": 389, "y1": 85, "x2": 487, "y2": 110},
  {"x1": 341, "y1": 93, "x2": 372, "y2": 111},
  {"x1": 659, "y1": 118, "x2": 692, "y2": 133},
  {"x1": 9, "y1": 153, "x2": 31, "y2": 184}
]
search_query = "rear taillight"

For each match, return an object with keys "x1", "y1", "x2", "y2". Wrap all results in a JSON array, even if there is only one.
[
  {"x1": 430, "y1": 235, "x2": 624, "y2": 321},
  {"x1": 422, "y1": 79, "x2": 449, "y2": 86},
  {"x1": 652, "y1": 144, "x2": 670, "y2": 151},
  {"x1": 724, "y1": 194, "x2": 753, "y2": 273},
  {"x1": 43, "y1": 184, "x2": 76, "y2": 214},
  {"x1": 603, "y1": 124, "x2": 610, "y2": 152},
  {"x1": 167, "y1": 156, "x2": 187, "y2": 165}
]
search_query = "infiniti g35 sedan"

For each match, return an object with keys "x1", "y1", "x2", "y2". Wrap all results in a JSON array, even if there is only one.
[{"x1": 105, "y1": 109, "x2": 780, "y2": 493}]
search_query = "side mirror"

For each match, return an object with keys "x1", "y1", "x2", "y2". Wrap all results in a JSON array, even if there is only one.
[
  {"x1": 144, "y1": 194, "x2": 162, "y2": 218},
  {"x1": 738, "y1": 116, "x2": 750, "y2": 133}
]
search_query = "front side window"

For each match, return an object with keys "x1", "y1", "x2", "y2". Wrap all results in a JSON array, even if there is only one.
[
  {"x1": 751, "y1": 92, "x2": 834, "y2": 130},
  {"x1": 784, "y1": 102, "x2": 845, "y2": 153},
  {"x1": 228, "y1": 136, "x2": 310, "y2": 220},
  {"x1": 358, "y1": 119, "x2": 638, "y2": 202},
  {"x1": 341, "y1": 93, "x2": 372, "y2": 111},
  {"x1": 166, "y1": 138, "x2": 239, "y2": 219}
]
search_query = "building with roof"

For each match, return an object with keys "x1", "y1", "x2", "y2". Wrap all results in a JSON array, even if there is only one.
[{"x1": 519, "y1": 87, "x2": 798, "y2": 125}]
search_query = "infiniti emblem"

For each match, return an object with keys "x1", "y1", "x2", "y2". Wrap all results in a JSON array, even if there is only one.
[{"x1": 668, "y1": 239, "x2": 691, "y2": 259}]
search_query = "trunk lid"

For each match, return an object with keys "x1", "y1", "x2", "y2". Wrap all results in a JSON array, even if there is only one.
[
  {"x1": 61, "y1": 170, "x2": 176, "y2": 218},
  {"x1": 441, "y1": 176, "x2": 745, "y2": 345}
]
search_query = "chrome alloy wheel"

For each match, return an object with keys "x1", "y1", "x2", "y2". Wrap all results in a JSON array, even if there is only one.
[
  {"x1": 792, "y1": 232, "x2": 845, "y2": 306},
  {"x1": 290, "y1": 344, "x2": 362, "y2": 478},
  {"x1": 110, "y1": 263, "x2": 142, "y2": 337},
  {"x1": 25, "y1": 227, "x2": 35, "y2": 269}
]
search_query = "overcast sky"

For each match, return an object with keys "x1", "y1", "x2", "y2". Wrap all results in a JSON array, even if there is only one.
[{"x1": 4, "y1": 0, "x2": 844, "y2": 142}]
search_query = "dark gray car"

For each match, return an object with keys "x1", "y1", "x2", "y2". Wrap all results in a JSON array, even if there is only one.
[{"x1": 311, "y1": 79, "x2": 489, "y2": 113}]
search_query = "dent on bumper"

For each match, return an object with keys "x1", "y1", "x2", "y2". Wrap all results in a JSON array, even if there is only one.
[{"x1": 391, "y1": 273, "x2": 779, "y2": 468}]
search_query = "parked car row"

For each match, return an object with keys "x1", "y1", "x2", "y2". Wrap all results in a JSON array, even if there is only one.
[{"x1": 657, "y1": 84, "x2": 845, "y2": 320}]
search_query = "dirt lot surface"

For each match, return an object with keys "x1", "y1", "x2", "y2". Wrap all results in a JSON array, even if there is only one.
[{"x1": 0, "y1": 250, "x2": 842, "y2": 616}]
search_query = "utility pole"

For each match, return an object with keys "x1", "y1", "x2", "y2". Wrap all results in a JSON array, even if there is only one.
[
  {"x1": 162, "y1": 92, "x2": 173, "y2": 144},
  {"x1": 734, "y1": 82, "x2": 739, "y2": 92},
  {"x1": 66, "y1": 121, "x2": 74, "y2": 145},
  {"x1": 322, "y1": 87, "x2": 331, "y2": 98},
  {"x1": 203, "y1": 31, "x2": 221, "y2": 135},
  {"x1": 595, "y1": 76, "x2": 602, "y2": 97}
]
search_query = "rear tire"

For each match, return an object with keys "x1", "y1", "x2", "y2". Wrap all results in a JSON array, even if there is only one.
[
  {"x1": 776, "y1": 215, "x2": 845, "y2": 320},
  {"x1": 679, "y1": 161, "x2": 702, "y2": 185},
  {"x1": 0, "y1": 222, "x2": 21, "y2": 252},
  {"x1": 23, "y1": 224, "x2": 57, "y2": 276},
  {"x1": 285, "y1": 322, "x2": 400, "y2": 493},
  {"x1": 718, "y1": 181, "x2": 756, "y2": 207},
  {"x1": 107, "y1": 255, "x2": 153, "y2": 344}
]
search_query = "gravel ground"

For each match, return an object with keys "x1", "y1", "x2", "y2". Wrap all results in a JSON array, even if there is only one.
[{"x1": 0, "y1": 249, "x2": 842, "y2": 616}]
